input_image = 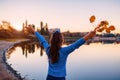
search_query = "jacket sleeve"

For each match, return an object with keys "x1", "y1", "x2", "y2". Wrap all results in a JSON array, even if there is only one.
[
  {"x1": 63, "y1": 38, "x2": 85, "y2": 55},
  {"x1": 34, "y1": 32, "x2": 50, "y2": 50}
]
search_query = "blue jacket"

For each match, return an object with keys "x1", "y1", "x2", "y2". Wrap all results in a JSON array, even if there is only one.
[{"x1": 34, "y1": 32, "x2": 85, "y2": 77}]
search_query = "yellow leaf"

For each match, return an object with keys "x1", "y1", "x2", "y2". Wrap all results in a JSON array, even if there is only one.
[
  {"x1": 109, "y1": 25, "x2": 115, "y2": 31},
  {"x1": 90, "y1": 15, "x2": 96, "y2": 23},
  {"x1": 100, "y1": 21, "x2": 109, "y2": 26},
  {"x1": 106, "y1": 28, "x2": 111, "y2": 33}
]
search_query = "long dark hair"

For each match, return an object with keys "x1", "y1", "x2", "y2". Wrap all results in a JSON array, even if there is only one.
[{"x1": 49, "y1": 31, "x2": 63, "y2": 64}]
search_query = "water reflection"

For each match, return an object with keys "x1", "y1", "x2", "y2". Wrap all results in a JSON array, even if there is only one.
[
  {"x1": 21, "y1": 44, "x2": 34, "y2": 58},
  {"x1": 6, "y1": 41, "x2": 120, "y2": 80},
  {"x1": 7, "y1": 42, "x2": 45, "y2": 59},
  {"x1": 7, "y1": 41, "x2": 120, "y2": 59},
  {"x1": 7, "y1": 47, "x2": 16, "y2": 59}
]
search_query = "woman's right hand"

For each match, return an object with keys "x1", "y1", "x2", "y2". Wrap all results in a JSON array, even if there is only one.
[{"x1": 25, "y1": 25, "x2": 35, "y2": 33}]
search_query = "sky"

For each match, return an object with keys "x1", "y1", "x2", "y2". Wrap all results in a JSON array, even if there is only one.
[{"x1": 0, "y1": 0, "x2": 120, "y2": 33}]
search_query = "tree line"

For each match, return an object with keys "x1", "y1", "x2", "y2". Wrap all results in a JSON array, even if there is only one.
[{"x1": 0, "y1": 20, "x2": 50, "y2": 38}]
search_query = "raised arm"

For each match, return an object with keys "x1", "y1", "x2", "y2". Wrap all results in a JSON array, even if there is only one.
[
  {"x1": 83, "y1": 30, "x2": 96, "y2": 41},
  {"x1": 63, "y1": 30, "x2": 96, "y2": 54},
  {"x1": 26, "y1": 26, "x2": 49, "y2": 50}
]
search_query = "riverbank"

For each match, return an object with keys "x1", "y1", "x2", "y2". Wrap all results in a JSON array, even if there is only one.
[{"x1": 0, "y1": 40, "x2": 30, "y2": 80}]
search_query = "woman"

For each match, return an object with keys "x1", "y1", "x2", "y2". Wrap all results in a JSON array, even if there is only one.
[{"x1": 26, "y1": 26, "x2": 96, "y2": 80}]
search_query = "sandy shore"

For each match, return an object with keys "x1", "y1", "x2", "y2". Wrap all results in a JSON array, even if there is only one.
[{"x1": 0, "y1": 40, "x2": 27, "y2": 80}]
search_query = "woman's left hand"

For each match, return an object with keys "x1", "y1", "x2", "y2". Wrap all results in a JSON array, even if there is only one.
[{"x1": 83, "y1": 31, "x2": 96, "y2": 41}]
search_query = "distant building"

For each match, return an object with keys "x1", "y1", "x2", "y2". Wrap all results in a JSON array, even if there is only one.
[
  {"x1": 49, "y1": 28, "x2": 60, "y2": 34},
  {"x1": 62, "y1": 31, "x2": 88, "y2": 37},
  {"x1": 93, "y1": 36, "x2": 100, "y2": 42},
  {"x1": 100, "y1": 37, "x2": 116, "y2": 41},
  {"x1": 116, "y1": 36, "x2": 120, "y2": 42}
]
